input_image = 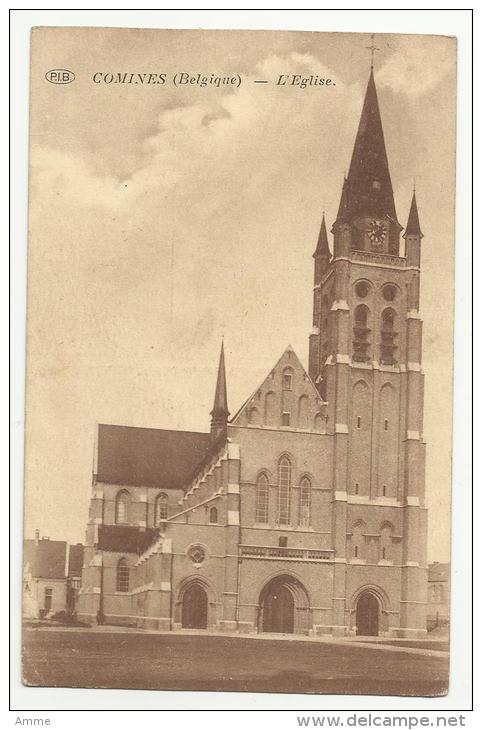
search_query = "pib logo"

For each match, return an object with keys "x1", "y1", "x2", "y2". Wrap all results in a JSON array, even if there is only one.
[{"x1": 45, "y1": 69, "x2": 75, "y2": 84}]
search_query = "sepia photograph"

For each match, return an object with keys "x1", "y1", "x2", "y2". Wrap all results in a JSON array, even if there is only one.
[{"x1": 20, "y1": 25, "x2": 457, "y2": 699}]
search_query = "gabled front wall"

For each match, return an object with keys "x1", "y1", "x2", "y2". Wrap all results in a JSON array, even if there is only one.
[{"x1": 230, "y1": 425, "x2": 333, "y2": 542}]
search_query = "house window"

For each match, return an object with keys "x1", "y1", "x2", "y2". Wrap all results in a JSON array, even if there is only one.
[
  {"x1": 282, "y1": 369, "x2": 293, "y2": 390},
  {"x1": 299, "y1": 477, "x2": 311, "y2": 527},
  {"x1": 116, "y1": 558, "x2": 129, "y2": 592},
  {"x1": 384, "y1": 419, "x2": 389, "y2": 431},
  {"x1": 255, "y1": 474, "x2": 269, "y2": 524},
  {"x1": 355, "y1": 482, "x2": 359, "y2": 495},
  {"x1": 279, "y1": 536, "x2": 288, "y2": 548},
  {"x1": 277, "y1": 456, "x2": 291, "y2": 525},
  {"x1": 282, "y1": 412, "x2": 291, "y2": 427},
  {"x1": 382, "y1": 485, "x2": 386, "y2": 497},
  {"x1": 44, "y1": 588, "x2": 53, "y2": 612},
  {"x1": 382, "y1": 547, "x2": 386, "y2": 560},
  {"x1": 155, "y1": 493, "x2": 168, "y2": 524},
  {"x1": 209, "y1": 506, "x2": 218, "y2": 524},
  {"x1": 354, "y1": 546, "x2": 358, "y2": 558},
  {"x1": 357, "y1": 416, "x2": 361, "y2": 429},
  {"x1": 115, "y1": 490, "x2": 130, "y2": 525}
]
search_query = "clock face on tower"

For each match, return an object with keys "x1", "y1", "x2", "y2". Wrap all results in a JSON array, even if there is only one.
[{"x1": 366, "y1": 219, "x2": 388, "y2": 249}]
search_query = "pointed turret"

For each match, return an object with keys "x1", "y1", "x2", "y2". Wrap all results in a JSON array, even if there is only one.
[
  {"x1": 313, "y1": 213, "x2": 330, "y2": 258},
  {"x1": 404, "y1": 191, "x2": 423, "y2": 238},
  {"x1": 210, "y1": 341, "x2": 230, "y2": 439},
  {"x1": 313, "y1": 212, "x2": 331, "y2": 285},
  {"x1": 335, "y1": 177, "x2": 349, "y2": 224},
  {"x1": 340, "y1": 68, "x2": 398, "y2": 224},
  {"x1": 404, "y1": 191, "x2": 423, "y2": 268}
]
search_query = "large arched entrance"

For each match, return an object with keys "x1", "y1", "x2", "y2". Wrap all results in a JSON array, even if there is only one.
[
  {"x1": 356, "y1": 591, "x2": 380, "y2": 636},
  {"x1": 181, "y1": 582, "x2": 208, "y2": 629},
  {"x1": 259, "y1": 575, "x2": 310, "y2": 634}
]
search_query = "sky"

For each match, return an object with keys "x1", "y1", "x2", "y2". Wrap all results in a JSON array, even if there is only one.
[{"x1": 25, "y1": 28, "x2": 456, "y2": 561}]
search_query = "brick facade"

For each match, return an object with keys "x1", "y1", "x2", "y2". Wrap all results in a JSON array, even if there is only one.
[{"x1": 77, "y1": 68, "x2": 428, "y2": 638}]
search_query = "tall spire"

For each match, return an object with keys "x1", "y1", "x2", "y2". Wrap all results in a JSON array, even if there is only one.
[
  {"x1": 404, "y1": 191, "x2": 423, "y2": 238},
  {"x1": 313, "y1": 212, "x2": 330, "y2": 258},
  {"x1": 335, "y1": 68, "x2": 399, "y2": 226},
  {"x1": 210, "y1": 341, "x2": 229, "y2": 438}
]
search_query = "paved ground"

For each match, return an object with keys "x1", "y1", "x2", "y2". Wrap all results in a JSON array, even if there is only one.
[{"x1": 22, "y1": 627, "x2": 449, "y2": 696}]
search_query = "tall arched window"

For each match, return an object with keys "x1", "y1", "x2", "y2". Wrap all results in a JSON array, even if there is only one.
[
  {"x1": 277, "y1": 457, "x2": 291, "y2": 525},
  {"x1": 116, "y1": 558, "x2": 129, "y2": 592},
  {"x1": 299, "y1": 477, "x2": 311, "y2": 527},
  {"x1": 115, "y1": 490, "x2": 130, "y2": 525},
  {"x1": 209, "y1": 506, "x2": 218, "y2": 524},
  {"x1": 155, "y1": 493, "x2": 168, "y2": 524},
  {"x1": 380, "y1": 307, "x2": 397, "y2": 365},
  {"x1": 353, "y1": 304, "x2": 370, "y2": 362},
  {"x1": 255, "y1": 473, "x2": 269, "y2": 524}
]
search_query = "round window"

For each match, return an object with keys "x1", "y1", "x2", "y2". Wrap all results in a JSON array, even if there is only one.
[
  {"x1": 188, "y1": 544, "x2": 206, "y2": 565},
  {"x1": 355, "y1": 281, "x2": 369, "y2": 298},
  {"x1": 383, "y1": 285, "x2": 396, "y2": 301}
]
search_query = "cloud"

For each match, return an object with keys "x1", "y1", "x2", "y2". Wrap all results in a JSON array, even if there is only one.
[
  {"x1": 26, "y1": 43, "x2": 455, "y2": 560},
  {"x1": 376, "y1": 35, "x2": 455, "y2": 97}
]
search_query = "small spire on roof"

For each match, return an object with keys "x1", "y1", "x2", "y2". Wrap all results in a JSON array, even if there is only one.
[
  {"x1": 403, "y1": 190, "x2": 423, "y2": 238},
  {"x1": 313, "y1": 212, "x2": 330, "y2": 258},
  {"x1": 210, "y1": 340, "x2": 230, "y2": 438}
]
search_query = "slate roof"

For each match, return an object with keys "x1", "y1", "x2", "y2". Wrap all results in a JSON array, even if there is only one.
[
  {"x1": 24, "y1": 539, "x2": 67, "y2": 579},
  {"x1": 335, "y1": 69, "x2": 399, "y2": 226},
  {"x1": 96, "y1": 423, "x2": 214, "y2": 490},
  {"x1": 67, "y1": 543, "x2": 84, "y2": 577},
  {"x1": 97, "y1": 525, "x2": 158, "y2": 554}
]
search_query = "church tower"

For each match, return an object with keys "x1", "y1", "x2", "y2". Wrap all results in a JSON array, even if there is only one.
[{"x1": 309, "y1": 68, "x2": 428, "y2": 635}]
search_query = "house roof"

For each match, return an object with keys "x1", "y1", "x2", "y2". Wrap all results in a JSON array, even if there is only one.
[
  {"x1": 67, "y1": 544, "x2": 84, "y2": 577},
  {"x1": 24, "y1": 539, "x2": 67, "y2": 579},
  {"x1": 96, "y1": 423, "x2": 214, "y2": 490}
]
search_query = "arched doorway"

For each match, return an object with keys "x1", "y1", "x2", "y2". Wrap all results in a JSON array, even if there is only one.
[
  {"x1": 181, "y1": 583, "x2": 208, "y2": 629},
  {"x1": 263, "y1": 584, "x2": 294, "y2": 633},
  {"x1": 259, "y1": 575, "x2": 310, "y2": 634},
  {"x1": 356, "y1": 591, "x2": 379, "y2": 636}
]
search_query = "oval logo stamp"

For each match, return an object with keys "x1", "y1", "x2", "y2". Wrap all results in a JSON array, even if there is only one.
[{"x1": 45, "y1": 69, "x2": 75, "y2": 84}]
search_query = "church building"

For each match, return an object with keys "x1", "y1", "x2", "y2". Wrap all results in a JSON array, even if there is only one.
[{"x1": 77, "y1": 67, "x2": 428, "y2": 638}]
